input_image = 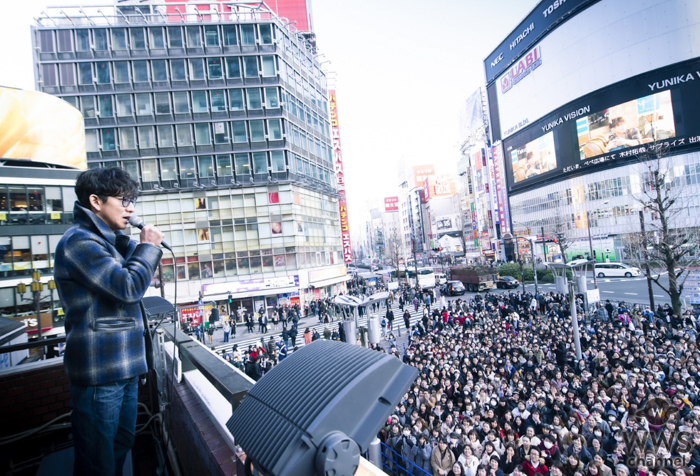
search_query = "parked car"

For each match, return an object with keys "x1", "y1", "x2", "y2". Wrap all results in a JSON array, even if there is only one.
[
  {"x1": 594, "y1": 262, "x2": 641, "y2": 278},
  {"x1": 496, "y1": 276, "x2": 520, "y2": 289},
  {"x1": 441, "y1": 281, "x2": 466, "y2": 296}
]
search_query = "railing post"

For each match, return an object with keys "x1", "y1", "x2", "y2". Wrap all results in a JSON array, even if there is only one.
[{"x1": 367, "y1": 437, "x2": 381, "y2": 468}]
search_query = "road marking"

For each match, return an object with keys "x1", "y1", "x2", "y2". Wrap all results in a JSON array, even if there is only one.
[
  {"x1": 602, "y1": 291, "x2": 615, "y2": 293},
  {"x1": 624, "y1": 293, "x2": 638, "y2": 295},
  {"x1": 654, "y1": 295, "x2": 664, "y2": 298}
]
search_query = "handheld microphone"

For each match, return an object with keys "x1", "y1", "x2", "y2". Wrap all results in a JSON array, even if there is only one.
[{"x1": 129, "y1": 214, "x2": 172, "y2": 251}]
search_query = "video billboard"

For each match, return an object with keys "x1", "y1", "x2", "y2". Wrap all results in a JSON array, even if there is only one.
[
  {"x1": 488, "y1": 0, "x2": 700, "y2": 141},
  {"x1": 503, "y1": 57, "x2": 700, "y2": 192},
  {"x1": 0, "y1": 87, "x2": 86, "y2": 169}
]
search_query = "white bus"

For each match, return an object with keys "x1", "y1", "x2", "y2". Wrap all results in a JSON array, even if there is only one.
[{"x1": 407, "y1": 267, "x2": 436, "y2": 289}]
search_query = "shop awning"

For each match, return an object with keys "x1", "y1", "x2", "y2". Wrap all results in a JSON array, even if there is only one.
[
  {"x1": 205, "y1": 285, "x2": 299, "y2": 301},
  {"x1": 309, "y1": 275, "x2": 351, "y2": 288}
]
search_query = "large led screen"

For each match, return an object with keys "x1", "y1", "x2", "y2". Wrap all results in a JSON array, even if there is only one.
[
  {"x1": 510, "y1": 132, "x2": 557, "y2": 183},
  {"x1": 502, "y1": 57, "x2": 700, "y2": 193},
  {"x1": 576, "y1": 91, "x2": 675, "y2": 160}
]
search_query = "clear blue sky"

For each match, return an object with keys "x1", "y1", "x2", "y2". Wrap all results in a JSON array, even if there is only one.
[{"x1": 0, "y1": 0, "x2": 539, "y2": 239}]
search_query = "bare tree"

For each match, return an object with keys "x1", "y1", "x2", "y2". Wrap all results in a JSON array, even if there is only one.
[
  {"x1": 553, "y1": 210, "x2": 571, "y2": 265},
  {"x1": 384, "y1": 231, "x2": 403, "y2": 271},
  {"x1": 623, "y1": 143, "x2": 700, "y2": 314}
]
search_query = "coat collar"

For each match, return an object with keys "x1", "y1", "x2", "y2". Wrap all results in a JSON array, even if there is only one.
[{"x1": 72, "y1": 201, "x2": 127, "y2": 247}]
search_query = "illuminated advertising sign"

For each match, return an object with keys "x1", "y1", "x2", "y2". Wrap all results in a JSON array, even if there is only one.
[
  {"x1": 423, "y1": 175, "x2": 457, "y2": 200},
  {"x1": 413, "y1": 164, "x2": 435, "y2": 188},
  {"x1": 0, "y1": 88, "x2": 86, "y2": 169},
  {"x1": 500, "y1": 45, "x2": 542, "y2": 94},
  {"x1": 329, "y1": 90, "x2": 353, "y2": 263},
  {"x1": 504, "y1": 57, "x2": 700, "y2": 192},
  {"x1": 484, "y1": 0, "x2": 597, "y2": 84},
  {"x1": 384, "y1": 196, "x2": 399, "y2": 212},
  {"x1": 492, "y1": 143, "x2": 509, "y2": 233}
]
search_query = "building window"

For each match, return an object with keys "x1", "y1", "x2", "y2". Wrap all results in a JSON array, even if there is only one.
[
  {"x1": 119, "y1": 127, "x2": 137, "y2": 149},
  {"x1": 102, "y1": 129, "x2": 116, "y2": 151},
  {"x1": 168, "y1": 27, "x2": 183, "y2": 48},
  {"x1": 265, "y1": 87, "x2": 279, "y2": 108},
  {"x1": 213, "y1": 122, "x2": 228, "y2": 144},
  {"x1": 95, "y1": 62, "x2": 110, "y2": 84},
  {"x1": 194, "y1": 123, "x2": 210, "y2": 145},
  {"x1": 253, "y1": 152, "x2": 267, "y2": 174},
  {"x1": 268, "y1": 119, "x2": 282, "y2": 140},
  {"x1": 133, "y1": 61, "x2": 149, "y2": 82},
  {"x1": 85, "y1": 130, "x2": 98, "y2": 152},
  {"x1": 190, "y1": 59, "x2": 205, "y2": 80},
  {"x1": 204, "y1": 25, "x2": 219, "y2": 46},
  {"x1": 207, "y1": 58, "x2": 222, "y2": 79},
  {"x1": 217, "y1": 155, "x2": 232, "y2": 176},
  {"x1": 199, "y1": 156, "x2": 214, "y2": 177},
  {"x1": 57, "y1": 30, "x2": 73, "y2": 52},
  {"x1": 176, "y1": 124, "x2": 193, "y2": 146},
  {"x1": 261, "y1": 56, "x2": 275, "y2": 76},
  {"x1": 98, "y1": 95, "x2": 113, "y2": 117},
  {"x1": 173, "y1": 91, "x2": 189, "y2": 113},
  {"x1": 94, "y1": 29, "x2": 108, "y2": 50},
  {"x1": 78, "y1": 63, "x2": 92, "y2": 85},
  {"x1": 114, "y1": 61, "x2": 130, "y2": 83},
  {"x1": 149, "y1": 27, "x2": 165, "y2": 49},
  {"x1": 234, "y1": 153, "x2": 251, "y2": 175},
  {"x1": 38, "y1": 31, "x2": 54, "y2": 53},
  {"x1": 192, "y1": 90, "x2": 208, "y2": 113},
  {"x1": 152, "y1": 60, "x2": 168, "y2": 81},
  {"x1": 180, "y1": 157, "x2": 196, "y2": 179},
  {"x1": 171, "y1": 59, "x2": 186, "y2": 81},
  {"x1": 186, "y1": 26, "x2": 202, "y2": 47},
  {"x1": 75, "y1": 30, "x2": 90, "y2": 51},
  {"x1": 225, "y1": 57, "x2": 241, "y2": 79},
  {"x1": 157, "y1": 125, "x2": 174, "y2": 148},
  {"x1": 229, "y1": 89, "x2": 244, "y2": 110},
  {"x1": 223, "y1": 25, "x2": 237, "y2": 46},
  {"x1": 247, "y1": 88, "x2": 262, "y2": 109},
  {"x1": 161, "y1": 158, "x2": 178, "y2": 180},
  {"x1": 271, "y1": 150, "x2": 285, "y2": 172},
  {"x1": 243, "y1": 57, "x2": 258, "y2": 77},
  {"x1": 210, "y1": 89, "x2": 226, "y2": 111},
  {"x1": 138, "y1": 126, "x2": 155, "y2": 148},
  {"x1": 259, "y1": 24, "x2": 273, "y2": 44},
  {"x1": 112, "y1": 29, "x2": 128, "y2": 49},
  {"x1": 232, "y1": 122, "x2": 247, "y2": 143},
  {"x1": 59, "y1": 64, "x2": 75, "y2": 86},
  {"x1": 80, "y1": 96, "x2": 95, "y2": 118},
  {"x1": 249, "y1": 120, "x2": 265, "y2": 142},
  {"x1": 241, "y1": 24, "x2": 255, "y2": 45},
  {"x1": 116, "y1": 95, "x2": 133, "y2": 116},
  {"x1": 123, "y1": 160, "x2": 139, "y2": 180},
  {"x1": 130, "y1": 28, "x2": 146, "y2": 49},
  {"x1": 141, "y1": 159, "x2": 159, "y2": 183},
  {"x1": 41, "y1": 64, "x2": 57, "y2": 87},
  {"x1": 154, "y1": 93, "x2": 170, "y2": 114}
]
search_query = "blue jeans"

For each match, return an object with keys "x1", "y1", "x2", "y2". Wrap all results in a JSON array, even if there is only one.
[{"x1": 70, "y1": 376, "x2": 138, "y2": 476}]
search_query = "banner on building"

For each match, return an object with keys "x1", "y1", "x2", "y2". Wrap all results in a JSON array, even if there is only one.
[
  {"x1": 384, "y1": 196, "x2": 399, "y2": 212},
  {"x1": 330, "y1": 89, "x2": 353, "y2": 263}
]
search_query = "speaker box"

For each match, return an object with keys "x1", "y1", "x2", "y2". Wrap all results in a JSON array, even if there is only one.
[{"x1": 226, "y1": 340, "x2": 418, "y2": 476}]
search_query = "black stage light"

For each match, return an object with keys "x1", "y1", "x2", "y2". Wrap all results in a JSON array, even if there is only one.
[{"x1": 226, "y1": 340, "x2": 418, "y2": 476}]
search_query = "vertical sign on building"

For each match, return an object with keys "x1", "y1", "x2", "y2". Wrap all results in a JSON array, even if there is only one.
[
  {"x1": 492, "y1": 143, "x2": 510, "y2": 234},
  {"x1": 329, "y1": 90, "x2": 353, "y2": 263}
]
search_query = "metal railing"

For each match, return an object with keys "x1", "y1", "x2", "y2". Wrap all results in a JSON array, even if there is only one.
[{"x1": 379, "y1": 441, "x2": 432, "y2": 476}]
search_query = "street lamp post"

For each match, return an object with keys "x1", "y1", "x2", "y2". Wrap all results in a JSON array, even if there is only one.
[
  {"x1": 17, "y1": 270, "x2": 56, "y2": 360},
  {"x1": 586, "y1": 210, "x2": 598, "y2": 290}
]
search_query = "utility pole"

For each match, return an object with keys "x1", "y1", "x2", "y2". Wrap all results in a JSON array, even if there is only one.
[
  {"x1": 639, "y1": 210, "x2": 656, "y2": 311},
  {"x1": 569, "y1": 281, "x2": 583, "y2": 361},
  {"x1": 529, "y1": 238, "x2": 538, "y2": 294},
  {"x1": 586, "y1": 210, "x2": 599, "y2": 289},
  {"x1": 541, "y1": 226, "x2": 548, "y2": 262}
]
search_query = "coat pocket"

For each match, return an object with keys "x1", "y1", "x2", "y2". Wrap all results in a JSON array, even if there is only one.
[{"x1": 92, "y1": 317, "x2": 137, "y2": 332}]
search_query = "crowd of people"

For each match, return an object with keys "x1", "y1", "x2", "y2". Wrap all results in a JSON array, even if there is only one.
[{"x1": 379, "y1": 288, "x2": 700, "y2": 476}]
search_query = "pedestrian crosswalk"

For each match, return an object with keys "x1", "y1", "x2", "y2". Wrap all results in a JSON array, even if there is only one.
[{"x1": 211, "y1": 301, "x2": 432, "y2": 356}]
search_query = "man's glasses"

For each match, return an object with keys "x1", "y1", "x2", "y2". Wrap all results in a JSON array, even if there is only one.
[{"x1": 114, "y1": 196, "x2": 136, "y2": 208}]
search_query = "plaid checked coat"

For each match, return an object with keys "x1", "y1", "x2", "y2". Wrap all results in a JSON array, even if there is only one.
[{"x1": 54, "y1": 203, "x2": 163, "y2": 386}]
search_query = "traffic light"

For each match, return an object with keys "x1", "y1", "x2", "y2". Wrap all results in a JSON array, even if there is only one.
[{"x1": 228, "y1": 293, "x2": 233, "y2": 304}]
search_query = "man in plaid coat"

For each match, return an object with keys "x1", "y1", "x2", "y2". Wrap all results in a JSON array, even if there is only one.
[{"x1": 54, "y1": 168, "x2": 164, "y2": 476}]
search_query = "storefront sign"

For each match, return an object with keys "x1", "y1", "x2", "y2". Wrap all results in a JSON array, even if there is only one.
[
  {"x1": 202, "y1": 275, "x2": 299, "y2": 296},
  {"x1": 330, "y1": 89, "x2": 354, "y2": 264},
  {"x1": 384, "y1": 196, "x2": 399, "y2": 212},
  {"x1": 308, "y1": 265, "x2": 347, "y2": 284}
]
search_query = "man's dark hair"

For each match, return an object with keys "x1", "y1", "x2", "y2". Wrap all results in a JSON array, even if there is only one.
[{"x1": 75, "y1": 167, "x2": 139, "y2": 209}]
